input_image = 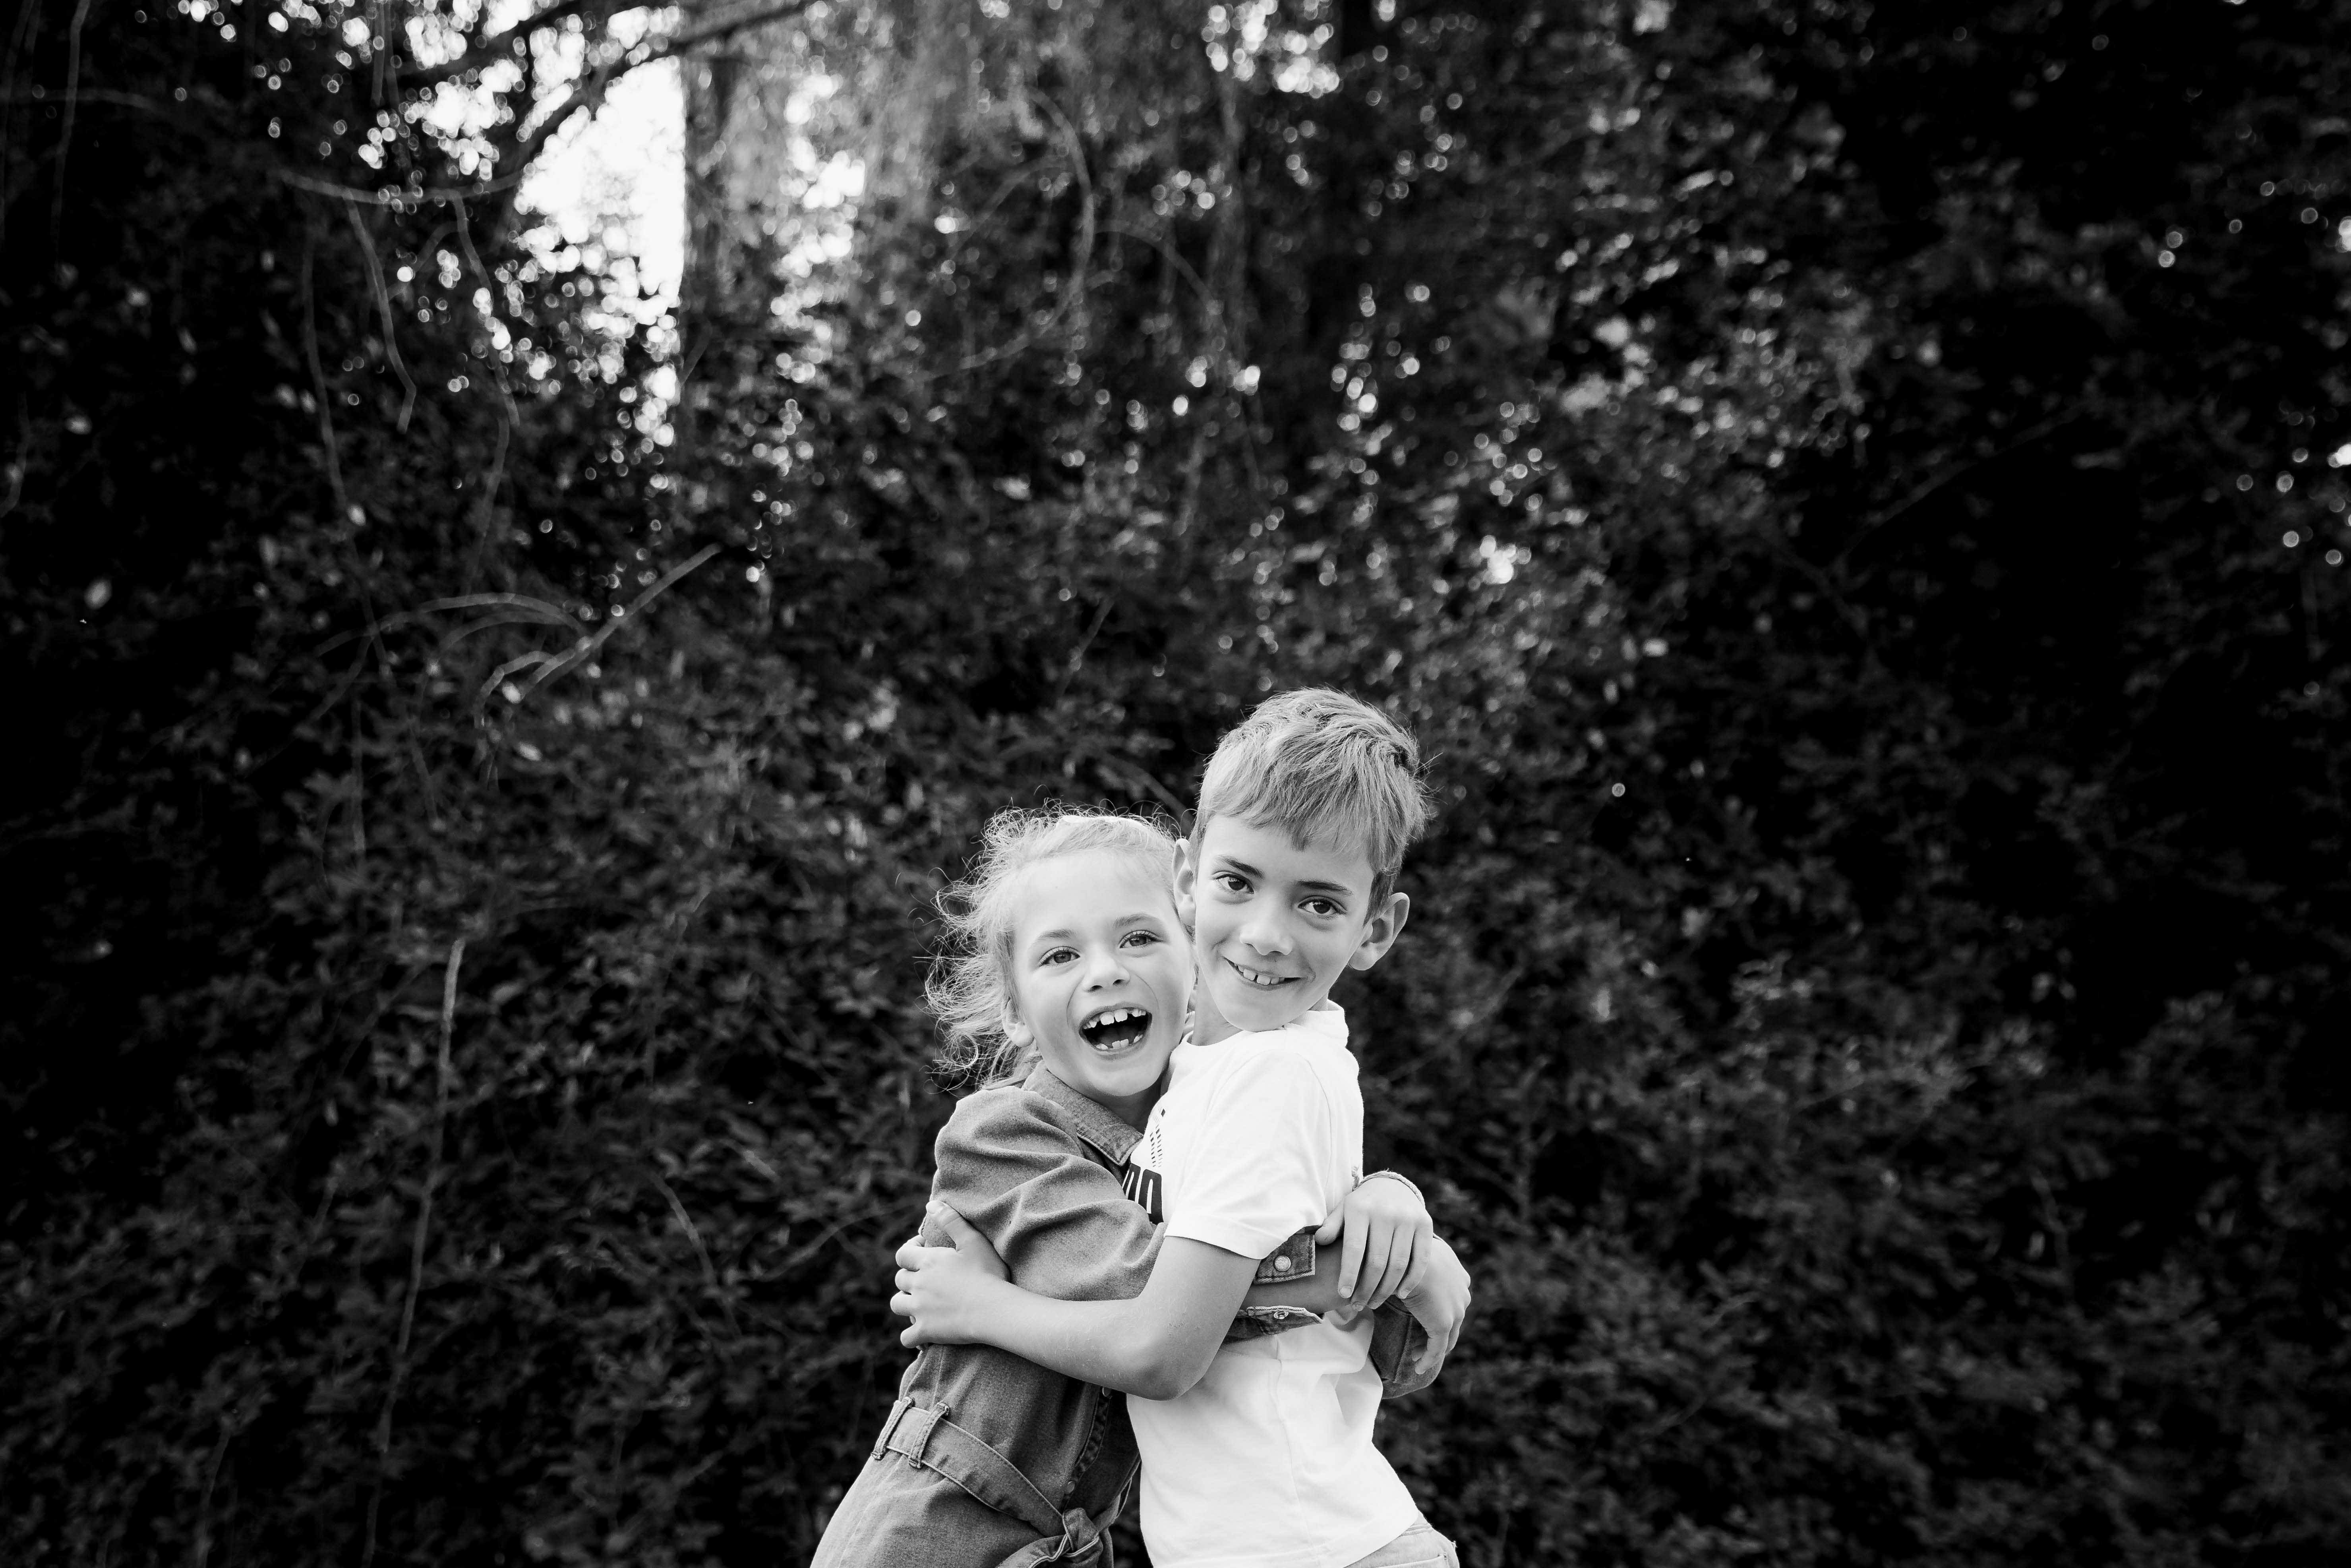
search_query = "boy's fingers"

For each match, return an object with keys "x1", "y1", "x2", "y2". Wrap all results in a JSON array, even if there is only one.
[
  {"x1": 1337, "y1": 1223, "x2": 1368, "y2": 1299},
  {"x1": 1362, "y1": 1235, "x2": 1411, "y2": 1308},
  {"x1": 1314, "y1": 1203, "x2": 1346, "y2": 1246}
]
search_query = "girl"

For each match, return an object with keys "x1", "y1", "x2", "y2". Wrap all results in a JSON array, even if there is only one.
[{"x1": 811, "y1": 808, "x2": 1443, "y2": 1568}]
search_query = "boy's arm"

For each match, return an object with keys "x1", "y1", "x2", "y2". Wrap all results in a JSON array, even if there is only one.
[
  {"x1": 903, "y1": 1043, "x2": 1347, "y2": 1396},
  {"x1": 896, "y1": 1208, "x2": 1257, "y2": 1400}
]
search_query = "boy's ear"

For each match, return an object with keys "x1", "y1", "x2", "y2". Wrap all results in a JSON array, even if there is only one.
[
  {"x1": 1346, "y1": 891, "x2": 1411, "y2": 972},
  {"x1": 1172, "y1": 839, "x2": 1199, "y2": 928}
]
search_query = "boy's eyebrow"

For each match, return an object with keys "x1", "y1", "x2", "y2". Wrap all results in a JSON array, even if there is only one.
[{"x1": 1209, "y1": 855, "x2": 1353, "y2": 897}]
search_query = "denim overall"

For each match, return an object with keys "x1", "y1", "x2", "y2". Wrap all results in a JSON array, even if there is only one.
[{"x1": 810, "y1": 1061, "x2": 1434, "y2": 1568}]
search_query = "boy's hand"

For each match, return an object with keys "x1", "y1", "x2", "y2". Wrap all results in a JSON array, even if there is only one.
[
  {"x1": 1397, "y1": 1232, "x2": 1472, "y2": 1374},
  {"x1": 890, "y1": 1203, "x2": 1010, "y2": 1348},
  {"x1": 1314, "y1": 1172, "x2": 1433, "y2": 1322}
]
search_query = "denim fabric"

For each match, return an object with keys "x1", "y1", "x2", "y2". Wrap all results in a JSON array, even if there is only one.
[
  {"x1": 1230, "y1": 1228, "x2": 1440, "y2": 1397},
  {"x1": 1340, "y1": 1520, "x2": 1459, "y2": 1568},
  {"x1": 811, "y1": 1061, "x2": 1154, "y2": 1568},
  {"x1": 810, "y1": 1062, "x2": 1441, "y2": 1566}
]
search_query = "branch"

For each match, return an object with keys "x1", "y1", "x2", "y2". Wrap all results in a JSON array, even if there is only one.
[
  {"x1": 473, "y1": 543, "x2": 721, "y2": 708},
  {"x1": 398, "y1": 0, "x2": 597, "y2": 91},
  {"x1": 452, "y1": 193, "x2": 519, "y2": 591},
  {"x1": 340, "y1": 196, "x2": 420, "y2": 431},
  {"x1": 503, "y1": 0, "x2": 820, "y2": 168},
  {"x1": 297, "y1": 225, "x2": 356, "y2": 533},
  {"x1": 277, "y1": 163, "x2": 534, "y2": 208},
  {"x1": 1832, "y1": 411, "x2": 2082, "y2": 572},
  {"x1": 363, "y1": 936, "x2": 465, "y2": 1568},
  {"x1": 49, "y1": 0, "x2": 93, "y2": 244}
]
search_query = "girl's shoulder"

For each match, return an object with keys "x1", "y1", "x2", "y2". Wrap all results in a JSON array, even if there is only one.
[
  {"x1": 937, "y1": 1078, "x2": 1073, "y2": 1150},
  {"x1": 936, "y1": 1073, "x2": 1138, "y2": 1171}
]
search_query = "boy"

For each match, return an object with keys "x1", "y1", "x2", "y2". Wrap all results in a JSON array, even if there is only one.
[{"x1": 893, "y1": 689, "x2": 1466, "y2": 1568}]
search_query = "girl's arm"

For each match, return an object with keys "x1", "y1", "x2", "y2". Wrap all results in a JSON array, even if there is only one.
[
  {"x1": 927, "y1": 1091, "x2": 1162, "y2": 1302},
  {"x1": 896, "y1": 1206, "x2": 1258, "y2": 1400}
]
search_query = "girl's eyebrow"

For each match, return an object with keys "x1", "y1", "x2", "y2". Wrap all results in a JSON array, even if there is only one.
[{"x1": 1028, "y1": 913, "x2": 1167, "y2": 944}]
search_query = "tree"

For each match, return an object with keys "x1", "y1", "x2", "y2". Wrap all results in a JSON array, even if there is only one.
[{"x1": 6, "y1": 0, "x2": 2347, "y2": 1564}]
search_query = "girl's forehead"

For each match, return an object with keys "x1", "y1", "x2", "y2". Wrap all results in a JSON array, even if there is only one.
[{"x1": 1009, "y1": 849, "x2": 1178, "y2": 933}]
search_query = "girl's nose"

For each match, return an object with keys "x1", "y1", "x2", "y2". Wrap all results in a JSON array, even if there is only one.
[{"x1": 1083, "y1": 949, "x2": 1131, "y2": 987}]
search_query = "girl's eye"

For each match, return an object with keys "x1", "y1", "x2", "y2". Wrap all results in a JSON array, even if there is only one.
[
  {"x1": 1119, "y1": 930, "x2": 1160, "y2": 948},
  {"x1": 1040, "y1": 948, "x2": 1078, "y2": 966}
]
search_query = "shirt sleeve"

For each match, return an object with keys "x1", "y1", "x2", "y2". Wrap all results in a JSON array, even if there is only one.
[
  {"x1": 1163, "y1": 1042, "x2": 1349, "y2": 1260},
  {"x1": 928, "y1": 1089, "x2": 1162, "y2": 1303}
]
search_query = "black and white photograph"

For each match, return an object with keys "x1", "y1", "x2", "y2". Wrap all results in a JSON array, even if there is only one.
[{"x1": 6, "y1": 0, "x2": 2346, "y2": 1563}]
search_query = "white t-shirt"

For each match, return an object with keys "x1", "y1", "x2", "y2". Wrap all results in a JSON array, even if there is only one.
[{"x1": 1121, "y1": 1004, "x2": 1422, "y2": 1568}]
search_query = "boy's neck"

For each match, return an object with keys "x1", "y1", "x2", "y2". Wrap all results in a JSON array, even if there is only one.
[{"x1": 1190, "y1": 996, "x2": 1330, "y2": 1048}]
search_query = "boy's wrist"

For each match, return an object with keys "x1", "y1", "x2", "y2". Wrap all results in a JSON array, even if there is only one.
[{"x1": 1358, "y1": 1168, "x2": 1426, "y2": 1210}]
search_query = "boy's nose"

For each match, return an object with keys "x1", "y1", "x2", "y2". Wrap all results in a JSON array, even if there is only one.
[{"x1": 1236, "y1": 913, "x2": 1291, "y2": 954}]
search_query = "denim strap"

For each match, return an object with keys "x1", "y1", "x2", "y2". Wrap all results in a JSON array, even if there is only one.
[{"x1": 877, "y1": 1396, "x2": 1116, "y2": 1565}]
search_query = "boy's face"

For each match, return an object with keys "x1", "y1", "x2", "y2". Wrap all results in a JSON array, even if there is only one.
[
  {"x1": 1006, "y1": 849, "x2": 1192, "y2": 1125},
  {"x1": 1176, "y1": 816, "x2": 1409, "y2": 1045}
]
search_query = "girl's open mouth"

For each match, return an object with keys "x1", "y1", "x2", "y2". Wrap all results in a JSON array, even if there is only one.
[{"x1": 1080, "y1": 1006, "x2": 1153, "y2": 1052}]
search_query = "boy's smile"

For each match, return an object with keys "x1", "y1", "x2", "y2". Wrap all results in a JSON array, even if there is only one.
[
  {"x1": 1177, "y1": 817, "x2": 1409, "y2": 1044},
  {"x1": 1007, "y1": 850, "x2": 1192, "y2": 1125}
]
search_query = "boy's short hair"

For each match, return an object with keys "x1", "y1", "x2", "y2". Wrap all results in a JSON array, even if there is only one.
[{"x1": 1193, "y1": 688, "x2": 1433, "y2": 903}]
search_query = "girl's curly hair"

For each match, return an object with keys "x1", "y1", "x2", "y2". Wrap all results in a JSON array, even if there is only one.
[{"x1": 928, "y1": 806, "x2": 1182, "y2": 1092}]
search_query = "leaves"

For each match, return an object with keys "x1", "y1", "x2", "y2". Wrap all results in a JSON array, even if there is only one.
[{"x1": 5, "y1": 1, "x2": 2349, "y2": 1565}]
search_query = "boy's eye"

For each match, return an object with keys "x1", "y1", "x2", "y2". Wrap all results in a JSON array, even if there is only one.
[
  {"x1": 1212, "y1": 872, "x2": 1250, "y2": 893},
  {"x1": 1300, "y1": 897, "x2": 1343, "y2": 918}
]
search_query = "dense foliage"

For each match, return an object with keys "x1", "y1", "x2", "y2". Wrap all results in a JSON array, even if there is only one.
[{"x1": 6, "y1": 0, "x2": 2347, "y2": 1565}]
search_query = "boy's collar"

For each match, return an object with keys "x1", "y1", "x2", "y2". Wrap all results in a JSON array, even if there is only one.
[{"x1": 1186, "y1": 1002, "x2": 1349, "y2": 1046}]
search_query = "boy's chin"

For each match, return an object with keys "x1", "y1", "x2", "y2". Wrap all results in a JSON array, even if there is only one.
[{"x1": 1209, "y1": 980, "x2": 1307, "y2": 1031}]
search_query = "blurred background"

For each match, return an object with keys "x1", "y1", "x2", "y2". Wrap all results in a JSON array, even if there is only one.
[{"x1": 5, "y1": 0, "x2": 2348, "y2": 1563}]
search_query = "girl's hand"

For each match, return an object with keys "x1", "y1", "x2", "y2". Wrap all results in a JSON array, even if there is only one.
[
  {"x1": 890, "y1": 1203, "x2": 1010, "y2": 1348},
  {"x1": 1314, "y1": 1172, "x2": 1433, "y2": 1322},
  {"x1": 1397, "y1": 1232, "x2": 1472, "y2": 1374}
]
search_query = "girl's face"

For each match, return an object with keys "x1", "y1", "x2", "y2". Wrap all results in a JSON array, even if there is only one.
[{"x1": 1005, "y1": 848, "x2": 1192, "y2": 1126}]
